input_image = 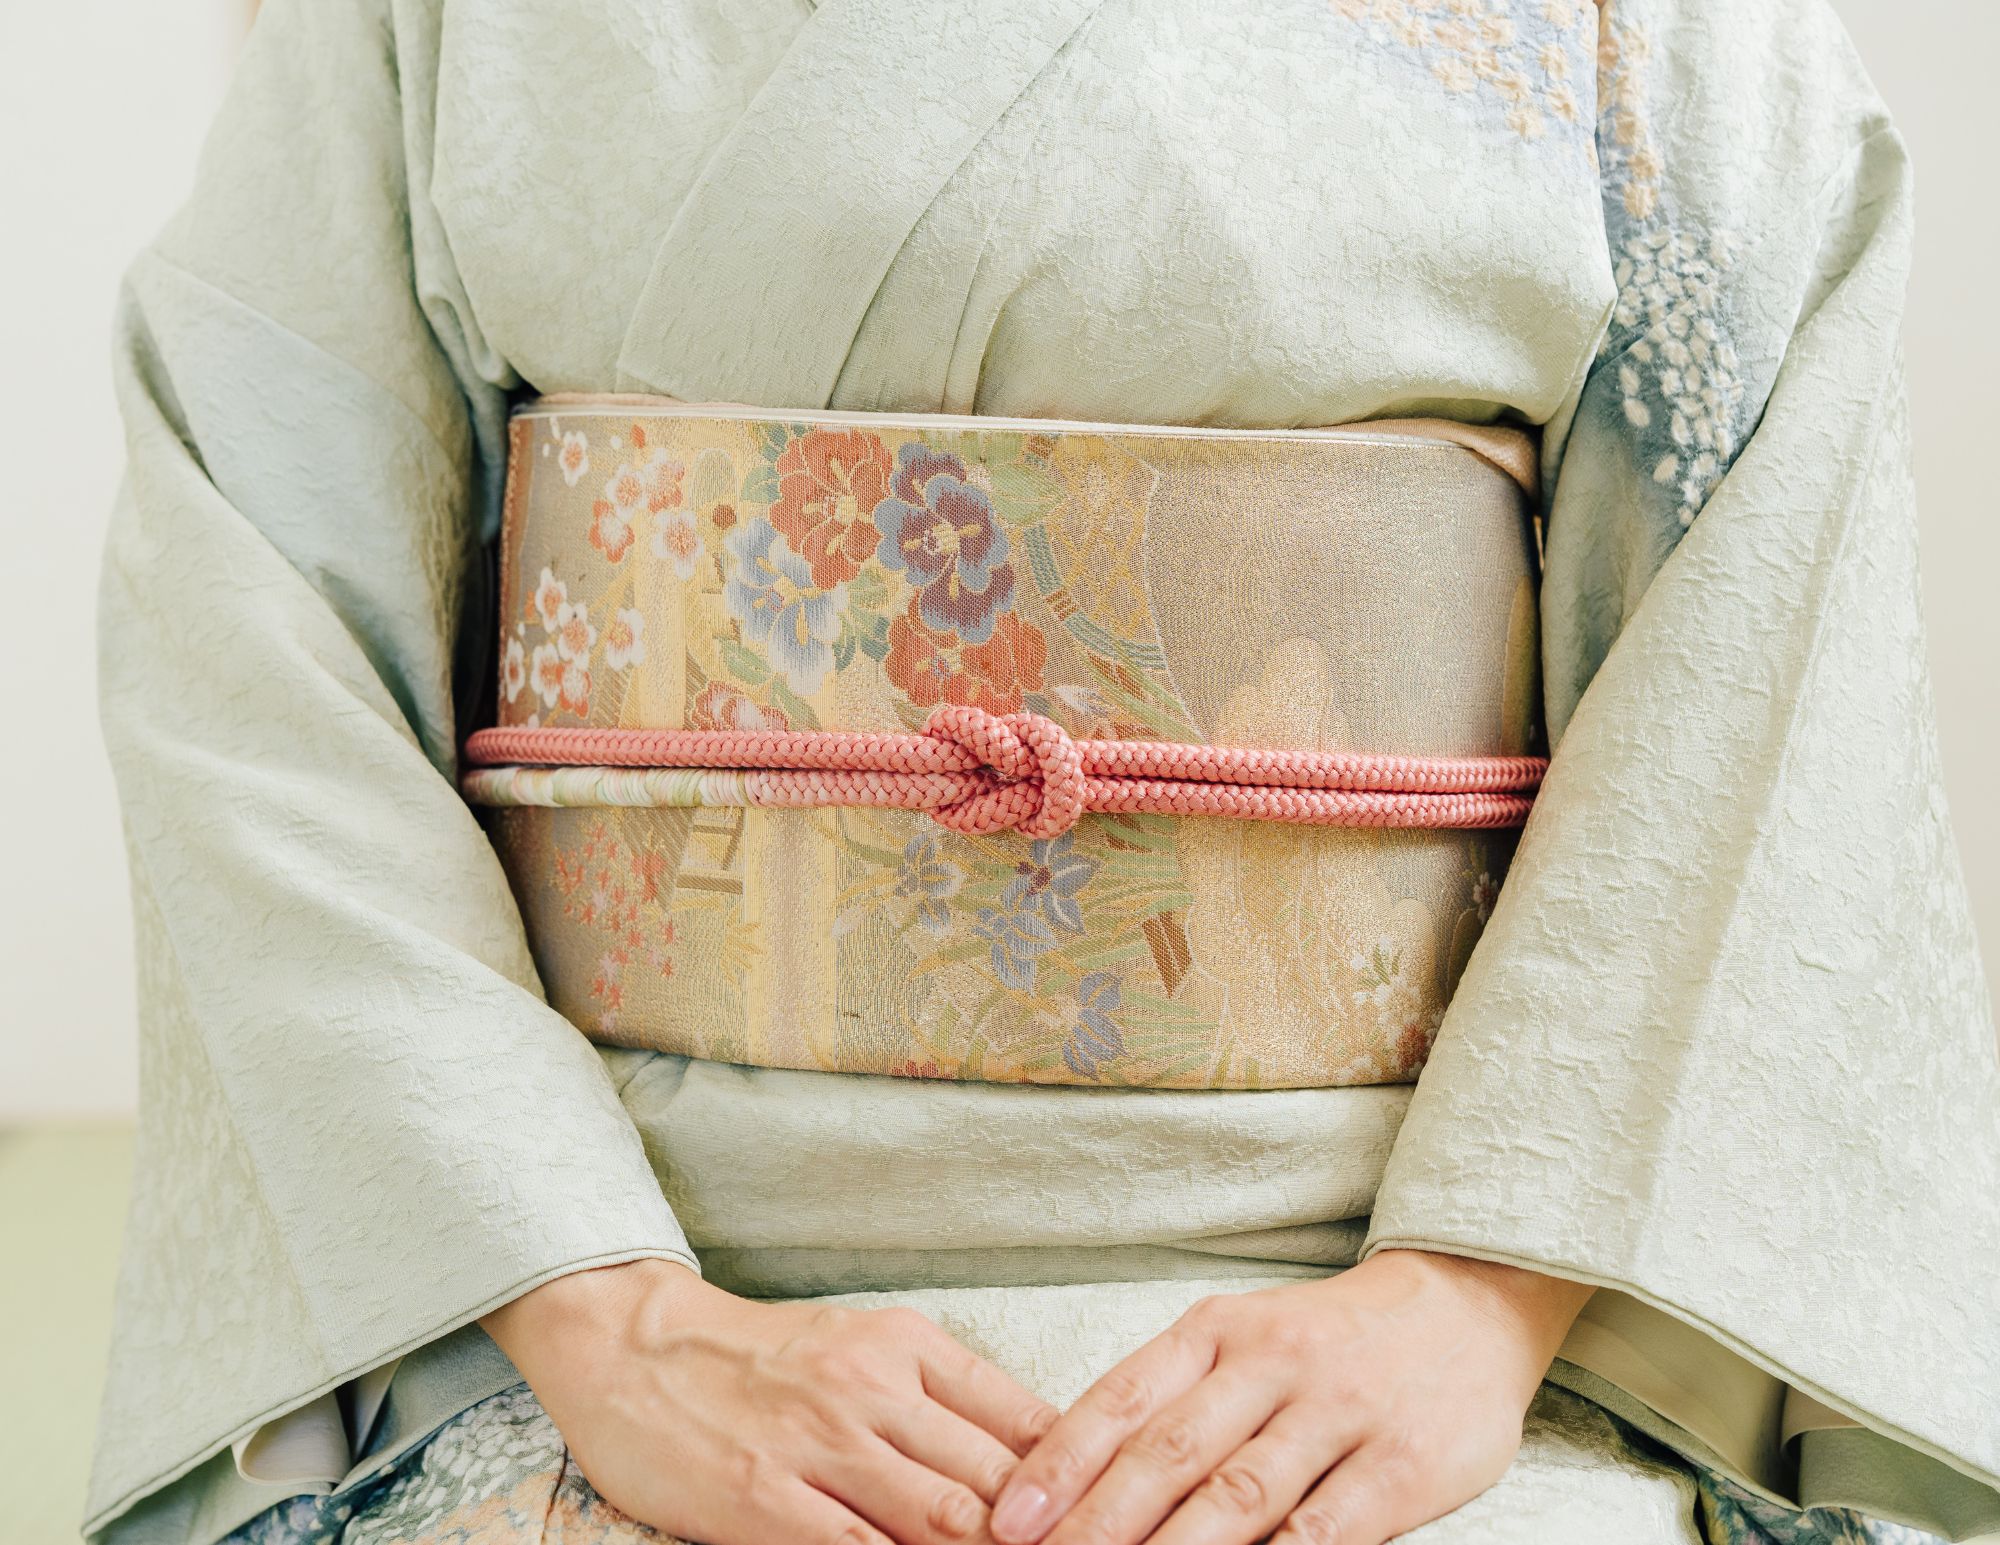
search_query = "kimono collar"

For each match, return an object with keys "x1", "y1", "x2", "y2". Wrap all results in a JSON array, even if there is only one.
[{"x1": 616, "y1": 0, "x2": 1106, "y2": 406}]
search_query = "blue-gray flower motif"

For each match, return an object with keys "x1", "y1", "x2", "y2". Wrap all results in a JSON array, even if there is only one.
[
  {"x1": 1001, "y1": 831, "x2": 1096, "y2": 936},
  {"x1": 971, "y1": 834, "x2": 1098, "y2": 990},
  {"x1": 973, "y1": 901, "x2": 1058, "y2": 990},
  {"x1": 895, "y1": 832, "x2": 964, "y2": 938},
  {"x1": 722, "y1": 515, "x2": 848, "y2": 695},
  {"x1": 1062, "y1": 971, "x2": 1127, "y2": 1079}
]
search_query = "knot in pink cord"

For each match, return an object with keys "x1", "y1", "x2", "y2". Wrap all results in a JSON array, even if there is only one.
[{"x1": 923, "y1": 705, "x2": 1087, "y2": 838}]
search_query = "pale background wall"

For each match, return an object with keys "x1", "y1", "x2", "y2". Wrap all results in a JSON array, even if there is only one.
[
  {"x1": 0, "y1": 0, "x2": 1993, "y2": 1120},
  {"x1": 0, "y1": 0, "x2": 240, "y2": 1117}
]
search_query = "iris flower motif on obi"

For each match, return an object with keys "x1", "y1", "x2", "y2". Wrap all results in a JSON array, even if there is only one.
[
  {"x1": 972, "y1": 831, "x2": 1098, "y2": 985},
  {"x1": 1063, "y1": 970, "x2": 1128, "y2": 1078},
  {"x1": 1006, "y1": 832, "x2": 1097, "y2": 935}
]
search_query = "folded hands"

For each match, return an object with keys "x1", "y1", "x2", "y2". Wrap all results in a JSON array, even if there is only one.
[{"x1": 482, "y1": 1247, "x2": 1594, "y2": 1545}]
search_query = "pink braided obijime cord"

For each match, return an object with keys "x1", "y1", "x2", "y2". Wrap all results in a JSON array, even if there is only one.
[{"x1": 462, "y1": 705, "x2": 1546, "y2": 837}]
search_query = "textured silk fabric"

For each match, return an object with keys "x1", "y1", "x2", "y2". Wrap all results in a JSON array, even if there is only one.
[
  {"x1": 88, "y1": 0, "x2": 1999, "y2": 1540},
  {"x1": 471, "y1": 405, "x2": 1539, "y2": 1089}
]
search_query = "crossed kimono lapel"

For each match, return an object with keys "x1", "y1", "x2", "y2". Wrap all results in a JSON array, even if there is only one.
[{"x1": 616, "y1": 0, "x2": 1106, "y2": 407}]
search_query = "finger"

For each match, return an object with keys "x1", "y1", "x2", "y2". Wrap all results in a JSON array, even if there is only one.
[
  {"x1": 990, "y1": 1311, "x2": 1219, "y2": 1545},
  {"x1": 1271, "y1": 1445, "x2": 1422, "y2": 1545},
  {"x1": 879, "y1": 1397, "x2": 1028, "y2": 1504},
  {"x1": 774, "y1": 1478, "x2": 898, "y2": 1545},
  {"x1": 1147, "y1": 1405, "x2": 1360, "y2": 1545},
  {"x1": 1038, "y1": 1368, "x2": 1279, "y2": 1545},
  {"x1": 903, "y1": 1310, "x2": 1061, "y2": 1456},
  {"x1": 813, "y1": 1432, "x2": 996, "y2": 1545}
]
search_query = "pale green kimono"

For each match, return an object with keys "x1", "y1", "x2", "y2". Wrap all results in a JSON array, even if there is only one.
[{"x1": 89, "y1": 0, "x2": 2000, "y2": 1540}]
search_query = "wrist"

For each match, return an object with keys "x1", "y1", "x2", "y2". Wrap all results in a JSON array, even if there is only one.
[
  {"x1": 481, "y1": 1256, "x2": 710, "y2": 1372},
  {"x1": 1371, "y1": 1247, "x2": 1595, "y2": 1353}
]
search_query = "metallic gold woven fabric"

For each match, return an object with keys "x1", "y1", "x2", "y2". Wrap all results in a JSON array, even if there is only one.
[{"x1": 471, "y1": 400, "x2": 1541, "y2": 1089}]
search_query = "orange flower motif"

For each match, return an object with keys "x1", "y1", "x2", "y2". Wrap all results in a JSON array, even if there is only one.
[
  {"x1": 689, "y1": 680, "x2": 790, "y2": 733},
  {"x1": 591, "y1": 949, "x2": 625, "y2": 1012},
  {"x1": 884, "y1": 597, "x2": 1047, "y2": 715},
  {"x1": 587, "y1": 497, "x2": 636, "y2": 563},
  {"x1": 769, "y1": 428, "x2": 892, "y2": 588},
  {"x1": 1392, "y1": 1007, "x2": 1444, "y2": 1074},
  {"x1": 630, "y1": 847, "x2": 670, "y2": 904}
]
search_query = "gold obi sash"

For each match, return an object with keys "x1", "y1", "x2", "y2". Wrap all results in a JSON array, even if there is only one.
[{"x1": 461, "y1": 398, "x2": 1545, "y2": 1090}]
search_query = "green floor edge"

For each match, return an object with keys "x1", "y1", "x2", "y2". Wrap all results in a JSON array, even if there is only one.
[{"x1": 0, "y1": 1124, "x2": 136, "y2": 1544}]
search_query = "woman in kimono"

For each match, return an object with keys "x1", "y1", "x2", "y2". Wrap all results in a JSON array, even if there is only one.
[{"x1": 86, "y1": 0, "x2": 1999, "y2": 1543}]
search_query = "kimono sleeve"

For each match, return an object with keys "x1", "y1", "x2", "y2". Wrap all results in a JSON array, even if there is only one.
[
  {"x1": 84, "y1": 0, "x2": 697, "y2": 1533},
  {"x1": 1364, "y1": 1, "x2": 2000, "y2": 1538}
]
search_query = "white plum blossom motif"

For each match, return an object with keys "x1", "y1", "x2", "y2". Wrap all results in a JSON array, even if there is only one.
[
  {"x1": 636, "y1": 449, "x2": 686, "y2": 513},
  {"x1": 1609, "y1": 226, "x2": 1745, "y2": 527},
  {"x1": 554, "y1": 599, "x2": 597, "y2": 662},
  {"x1": 1350, "y1": 939, "x2": 1408, "y2": 1009},
  {"x1": 556, "y1": 429, "x2": 590, "y2": 487},
  {"x1": 602, "y1": 462, "x2": 646, "y2": 518},
  {"x1": 501, "y1": 635, "x2": 528, "y2": 703},
  {"x1": 530, "y1": 641, "x2": 565, "y2": 709},
  {"x1": 533, "y1": 567, "x2": 568, "y2": 632},
  {"x1": 590, "y1": 468, "x2": 644, "y2": 564},
  {"x1": 558, "y1": 657, "x2": 591, "y2": 717},
  {"x1": 651, "y1": 507, "x2": 705, "y2": 580},
  {"x1": 604, "y1": 607, "x2": 646, "y2": 671}
]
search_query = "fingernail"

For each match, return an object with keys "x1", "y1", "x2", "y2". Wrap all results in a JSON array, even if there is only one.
[{"x1": 990, "y1": 1482, "x2": 1053, "y2": 1544}]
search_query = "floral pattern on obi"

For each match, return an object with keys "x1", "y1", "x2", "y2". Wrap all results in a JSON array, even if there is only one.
[{"x1": 481, "y1": 405, "x2": 1543, "y2": 1089}]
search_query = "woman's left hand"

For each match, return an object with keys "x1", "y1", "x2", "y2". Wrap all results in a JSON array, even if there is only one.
[{"x1": 987, "y1": 1248, "x2": 1594, "y2": 1545}]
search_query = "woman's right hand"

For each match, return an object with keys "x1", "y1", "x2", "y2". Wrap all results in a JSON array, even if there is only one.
[{"x1": 481, "y1": 1258, "x2": 1060, "y2": 1545}]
